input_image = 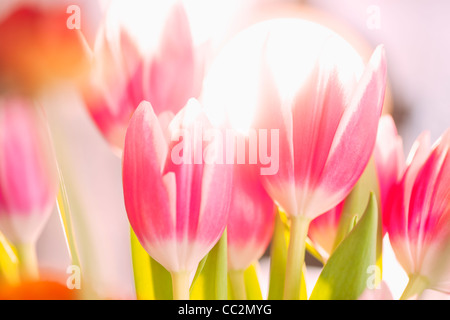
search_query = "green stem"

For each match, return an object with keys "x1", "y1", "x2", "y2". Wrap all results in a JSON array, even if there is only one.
[
  {"x1": 283, "y1": 215, "x2": 310, "y2": 300},
  {"x1": 171, "y1": 271, "x2": 190, "y2": 300},
  {"x1": 268, "y1": 210, "x2": 288, "y2": 300},
  {"x1": 229, "y1": 269, "x2": 247, "y2": 300},
  {"x1": 56, "y1": 174, "x2": 81, "y2": 269},
  {"x1": 16, "y1": 243, "x2": 39, "y2": 281},
  {"x1": 400, "y1": 274, "x2": 429, "y2": 300}
]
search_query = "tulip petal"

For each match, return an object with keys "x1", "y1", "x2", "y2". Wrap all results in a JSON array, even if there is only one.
[
  {"x1": 84, "y1": 28, "x2": 143, "y2": 150},
  {"x1": 291, "y1": 50, "x2": 349, "y2": 214},
  {"x1": 359, "y1": 281, "x2": 393, "y2": 300},
  {"x1": 227, "y1": 163, "x2": 275, "y2": 270},
  {"x1": 408, "y1": 130, "x2": 450, "y2": 277},
  {"x1": 253, "y1": 56, "x2": 297, "y2": 216},
  {"x1": 162, "y1": 100, "x2": 232, "y2": 271},
  {"x1": 309, "y1": 45, "x2": 387, "y2": 218},
  {"x1": 122, "y1": 101, "x2": 176, "y2": 267},
  {"x1": 148, "y1": 1, "x2": 196, "y2": 114},
  {"x1": 386, "y1": 132, "x2": 431, "y2": 275},
  {"x1": 374, "y1": 115, "x2": 404, "y2": 222}
]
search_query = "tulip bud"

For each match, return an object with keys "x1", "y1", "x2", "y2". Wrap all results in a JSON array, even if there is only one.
[
  {"x1": 122, "y1": 100, "x2": 233, "y2": 299},
  {"x1": 0, "y1": 97, "x2": 58, "y2": 280},
  {"x1": 0, "y1": 97, "x2": 58, "y2": 245}
]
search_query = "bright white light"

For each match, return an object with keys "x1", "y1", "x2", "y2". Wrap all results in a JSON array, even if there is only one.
[
  {"x1": 104, "y1": 0, "x2": 176, "y2": 54},
  {"x1": 103, "y1": 0, "x2": 240, "y2": 53},
  {"x1": 202, "y1": 18, "x2": 365, "y2": 134}
]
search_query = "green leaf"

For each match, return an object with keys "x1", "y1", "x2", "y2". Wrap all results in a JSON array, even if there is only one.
[
  {"x1": 332, "y1": 158, "x2": 383, "y2": 272},
  {"x1": 0, "y1": 231, "x2": 19, "y2": 286},
  {"x1": 190, "y1": 230, "x2": 228, "y2": 300},
  {"x1": 244, "y1": 263, "x2": 263, "y2": 300},
  {"x1": 332, "y1": 158, "x2": 380, "y2": 250},
  {"x1": 130, "y1": 228, "x2": 173, "y2": 299},
  {"x1": 130, "y1": 228, "x2": 154, "y2": 300},
  {"x1": 190, "y1": 253, "x2": 208, "y2": 292},
  {"x1": 310, "y1": 193, "x2": 379, "y2": 300}
]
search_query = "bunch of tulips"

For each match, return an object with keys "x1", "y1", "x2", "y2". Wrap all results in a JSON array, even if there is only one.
[{"x1": 0, "y1": 1, "x2": 448, "y2": 300}]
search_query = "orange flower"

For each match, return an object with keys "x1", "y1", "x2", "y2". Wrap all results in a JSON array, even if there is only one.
[
  {"x1": 0, "y1": 280, "x2": 77, "y2": 300},
  {"x1": 0, "y1": 5, "x2": 89, "y2": 95}
]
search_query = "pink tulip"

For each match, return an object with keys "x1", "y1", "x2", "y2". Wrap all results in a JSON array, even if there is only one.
[
  {"x1": 0, "y1": 97, "x2": 58, "y2": 245},
  {"x1": 227, "y1": 163, "x2": 275, "y2": 272},
  {"x1": 253, "y1": 40, "x2": 386, "y2": 299},
  {"x1": 82, "y1": 27, "x2": 144, "y2": 152},
  {"x1": 122, "y1": 99, "x2": 233, "y2": 298},
  {"x1": 385, "y1": 129, "x2": 450, "y2": 298},
  {"x1": 83, "y1": 1, "x2": 204, "y2": 152},
  {"x1": 255, "y1": 45, "x2": 387, "y2": 220}
]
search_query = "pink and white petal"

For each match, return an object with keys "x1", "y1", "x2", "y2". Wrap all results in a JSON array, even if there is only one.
[
  {"x1": 308, "y1": 45, "x2": 387, "y2": 218},
  {"x1": 122, "y1": 101, "x2": 175, "y2": 254},
  {"x1": 228, "y1": 163, "x2": 275, "y2": 270},
  {"x1": 0, "y1": 100, "x2": 58, "y2": 243},
  {"x1": 291, "y1": 57, "x2": 348, "y2": 212},
  {"x1": 408, "y1": 130, "x2": 449, "y2": 274},
  {"x1": 252, "y1": 57, "x2": 297, "y2": 216},
  {"x1": 374, "y1": 115, "x2": 404, "y2": 218},
  {"x1": 385, "y1": 181, "x2": 415, "y2": 275},
  {"x1": 163, "y1": 100, "x2": 209, "y2": 241},
  {"x1": 195, "y1": 139, "x2": 233, "y2": 243},
  {"x1": 0, "y1": 101, "x2": 57, "y2": 217},
  {"x1": 358, "y1": 281, "x2": 393, "y2": 300},
  {"x1": 148, "y1": 1, "x2": 196, "y2": 114},
  {"x1": 386, "y1": 131, "x2": 431, "y2": 273}
]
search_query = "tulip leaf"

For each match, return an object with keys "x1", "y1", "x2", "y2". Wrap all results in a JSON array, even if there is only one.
[
  {"x1": 0, "y1": 231, "x2": 20, "y2": 286},
  {"x1": 228, "y1": 262, "x2": 263, "y2": 300},
  {"x1": 190, "y1": 253, "x2": 208, "y2": 292},
  {"x1": 130, "y1": 228, "x2": 154, "y2": 300},
  {"x1": 310, "y1": 193, "x2": 378, "y2": 300},
  {"x1": 244, "y1": 263, "x2": 263, "y2": 300},
  {"x1": 268, "y1": 209, "x2": 307, "y2": 300},
  {"x1": 130, "y1": 228, "x2": 173, "y2": 300},
  {"x1": 190, "y1": 230, "x2": 228, "y2": 300},
  {"x1": 332, "y1": 158, "x2": 383, "y2": 272}
]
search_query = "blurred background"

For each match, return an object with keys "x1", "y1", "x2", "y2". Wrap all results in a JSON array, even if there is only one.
[{"x1": 0, "y1": 0, "x2": 448, "y2": 299}]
